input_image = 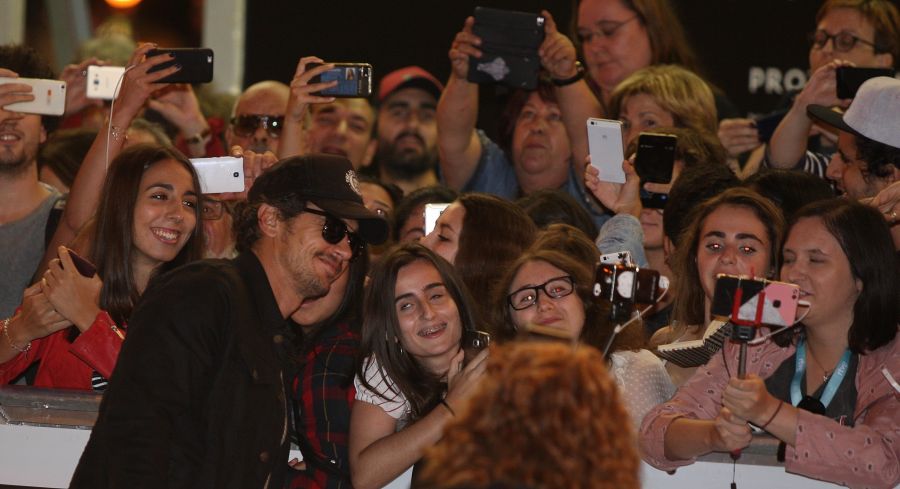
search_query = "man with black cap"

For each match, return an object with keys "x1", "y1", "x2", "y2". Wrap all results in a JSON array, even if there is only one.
[
  {"x1": 372, "y1": 66, "x2": 444, "y2": 194},
  {"x1": 807, "y1": 76, "x2": 900, "y2": 201},
  {"x1": 70, "y1": 154, "x2": 388, "y2": 489}
]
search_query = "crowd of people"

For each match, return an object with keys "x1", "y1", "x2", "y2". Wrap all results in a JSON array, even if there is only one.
[{"x1": 1, "y1": 0, "x2": 899, "y2": 488}]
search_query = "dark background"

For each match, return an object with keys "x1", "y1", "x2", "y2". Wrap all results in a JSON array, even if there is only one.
[{"x1": 244, "y1": 0, "x2": 822, "y2": 117}]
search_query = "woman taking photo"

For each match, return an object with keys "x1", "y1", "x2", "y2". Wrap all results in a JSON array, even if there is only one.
[
  {"x1": 651, "y1": 187, "x2": 784, "y2": 386},
  {"x1": 0, "y1": 144, "x2": 203, "y2": 389},
  {"x1": 641, "y1": 198, "x2": 899, "y2": 489},
  {"x1": 496, "y1": 245, "x2": 674, "y2": 429},
  {"x1": 349, "y1": 243, "x2": 488, "y2": 489}
]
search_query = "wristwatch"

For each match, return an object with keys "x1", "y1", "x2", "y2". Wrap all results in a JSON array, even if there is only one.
[{"x1": 552, "y1": 61, "x2": 585, "y2": 87}]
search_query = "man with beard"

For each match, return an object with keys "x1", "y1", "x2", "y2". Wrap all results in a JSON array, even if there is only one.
[
  {"x1": 371, "y1": 66, "x2": 443, "y2": 194},
  {"x1": 0, "y1": 45, "x2": 64, "y2": 319},
  {"x1": 807, "y1": 76, "x2": 900, "y2": 201},
  {"x1": 70, "y1": 154, "x2": 388, "y2": 489}
]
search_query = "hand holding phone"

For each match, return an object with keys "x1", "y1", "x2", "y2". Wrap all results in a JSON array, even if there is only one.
[
  {"x1": 0, "y1": 77, "x2": 66, "y2": 115},
  {"x1": 587, "y1": 118, "x2": 625, "y2": 184},
  {"x1": 835, "y1": 66, "x2": 895, "y2": 99},
  {"x1": 462, "y1": 330, "x2": 491, "y2": 364},
  {"x1": 308, "y1": 63, "x2": 373, "y2": 98},
  {"x1": 86, "y1": 66, "x2": 126, "y2": 100},
  {"x1": 468, "y1": 7, "x2": 545, "y2": 89},
  {"x1": 60, "y1": 248, "x2": 98, "y2": 278}
]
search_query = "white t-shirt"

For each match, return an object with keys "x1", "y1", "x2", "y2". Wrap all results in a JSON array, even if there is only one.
[
  {"x1": 355, "y1": 356, "x2": 411, "y2": 423},
  {"x1": 609, "y1": 349, "x2": 676, "y2": 430}
]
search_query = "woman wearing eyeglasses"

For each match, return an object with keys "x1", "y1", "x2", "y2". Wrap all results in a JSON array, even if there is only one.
[
  {"x1": 765, "y1": 0, "x2": 899, "y2": 176},
  {"x1": 496, "y1": 245, "x2": 675, "y2": 430},
  {"x1": 348, "y1": 243, "x2": 488, "y2": 489},
  {"x1": 640, "y1": 199, "x2": 899, "y2": 488}
]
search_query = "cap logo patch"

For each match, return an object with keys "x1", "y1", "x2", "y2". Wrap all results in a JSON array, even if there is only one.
[{"x1": 345, "y1": 170, "x2": 361, "y2": 196}]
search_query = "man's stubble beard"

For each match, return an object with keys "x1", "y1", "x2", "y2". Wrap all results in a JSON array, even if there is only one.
[
  {"x1": 377, "y1": 144, "x2": 437, "y2": 181},
  {"x1": 0, "y1": 146, "x2": 34, "y2": 178}
]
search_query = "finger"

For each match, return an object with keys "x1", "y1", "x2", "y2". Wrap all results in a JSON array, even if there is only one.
[
  {"x1": 462, "y1": 16, "x2": 476, "y2": 36},
  {"x1": 0, "y1": 82, "x2": 34, "y2": 95},
  {"x1": 127, "y1": 43, "x2": 158, "y2": 68},
  {"x1": 142, "y1": 63, "x2": 181, "y2": 84},
  {"x1": 540, "y1": 10, "x2": 557, "y2": 33},
  {"x1": 447, "y1": 349, "x2": 465, "y2": 380},
  {"x1": 643, "y1": 182, "x2": 671, "y2": 194},
  {"x1": 0, "y1": 92, "x2": 36, "y2": 108},
  {"x1": 57, "y1": 246, "x2": 79, "y2": 276},
  {"x1": 0, "y1": 68, "x2": 19, "y2": 78},
  {"x1": 294, "y1": 56, "x2": 325, "y2": 78},
  {"x1": 464, "y1": 348, "x2": 490, "y2": 371},
  {"x1": 230, "y1": 145, "x2": 244, "y2": 158}
]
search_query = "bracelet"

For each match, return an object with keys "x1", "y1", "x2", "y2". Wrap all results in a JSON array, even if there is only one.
[
  {"x1": 551, "y1": 61, "x2": 585, "y2": 87},
  {"x1": 761, "y1": 400, "x2": 784, "y2": 430},
  {"x1": 110, "y1": 124, "x2": 125, "y2": 142},
  {"x1": 439, "y1": 399, "x2": 455, "y2": 416},
  {"x1": 2, "y1": 317, "x2": 31, "y2": 354}
]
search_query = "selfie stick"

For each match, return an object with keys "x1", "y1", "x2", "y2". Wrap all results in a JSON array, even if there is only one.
[{"x1": 727, "y1": 282, "x2": 767, "y2": 461}]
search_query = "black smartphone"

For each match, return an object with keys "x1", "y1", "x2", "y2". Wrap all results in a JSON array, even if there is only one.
[
  {"x1": 462, "y1": 329, "x2": 491, "y2": 364},
  {"x1": 309, "y1": 63, "x2": 373, "y2": 98},
  {"x1": 147, "y1": 48, "x2": 214, "y2": 84},
  {"x1": 754, "y1": 110, "x2": 788, "y2": 143},
  {"x1": 835, "y1": 66, "x2": 895, "y2": 99},
  {"x1": 634, "y1": 132, "x2": 676, "y2": 184},
  {"x1": 468, "y1": 7, "x2": 545, "y2": 90},
  {"x1": 61, "y1": 248, "x2": 97, "y2": 278}
]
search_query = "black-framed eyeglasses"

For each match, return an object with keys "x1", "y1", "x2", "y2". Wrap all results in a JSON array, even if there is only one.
[
  {"x1": 201, "y1": 198, "x2": 225, "y2": 220},
  {"x1": 507, "y1": 275, "x2": 575, "y2": 311},
  {"x1": 576, "y1": 15, "x2": 639, "y2": 44},
  {"x1": 230, "y1": 114, "x2": 284, "y2": 139},
  {"x1": 809, "y1": 30, "x2": 880, "y2": 53},
  {"x1": 303, "y1": 207, "x2": 366, "y2": 260}
]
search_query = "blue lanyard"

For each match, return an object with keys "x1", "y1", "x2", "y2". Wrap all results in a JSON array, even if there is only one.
[{"x1": 790, "y1": 338, "x2": 852, "y2": 407}]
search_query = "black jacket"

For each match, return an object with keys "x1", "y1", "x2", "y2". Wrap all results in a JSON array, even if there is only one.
[{"x1": 70, "y1": 252, "x2": 294, "y2": 489}]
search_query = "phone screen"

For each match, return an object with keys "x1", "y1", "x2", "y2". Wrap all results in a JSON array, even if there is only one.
[
  {"x1": 310, "y1": 64, "x2": 372, "y2": 98},
  {"x1": 634, "y1": 133, "x2": 676, "y2": 184}
]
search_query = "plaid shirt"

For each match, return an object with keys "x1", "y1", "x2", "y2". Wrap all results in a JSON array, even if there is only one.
[{"x1": 288, "y1": 320, "x2": 360, "y2": 489}]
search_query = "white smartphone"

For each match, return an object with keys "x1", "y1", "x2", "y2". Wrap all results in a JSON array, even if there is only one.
[
  {"x1": 0, "y1": 77, "x2": 67, "y2": 116},
  {"x1": 86, "y1": 66, "x2": 126, "y2": 100},
  {"x1": 599, "y1": 250, "x2": 633, "y2": 266},
  {"x1": 587, "y1": 118, "x2": 625, "y2": 184},
  {"x1": 424, "y1": 203, "x2": 451, "y2": 236},
  {"x1": 190, "y1": 157, "x2": 245, "y2": 194}
]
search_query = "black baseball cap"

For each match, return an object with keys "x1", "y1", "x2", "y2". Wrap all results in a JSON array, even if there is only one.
[{"x1": 249, "y1": 154, "x2": 389, "y2": 244}]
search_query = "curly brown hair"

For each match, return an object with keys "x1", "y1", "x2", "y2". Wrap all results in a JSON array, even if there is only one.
[{"x1": 417, "y1": 342, "x2": 640, "y2": 489}]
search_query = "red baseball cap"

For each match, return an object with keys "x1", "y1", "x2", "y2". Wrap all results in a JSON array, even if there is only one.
[{"x1": 377, "y1": 66, "x2": 444, "y2": 104}]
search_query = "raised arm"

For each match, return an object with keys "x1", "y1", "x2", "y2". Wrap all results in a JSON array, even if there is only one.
[
  {"x1": 539, "y1": 10, "x2": 602, "y2": 187},
  {"x1": 277, "y1": 57, "x2": 338, "y2": 160},
  {"x1": 39, "y1": 44, "x2": 179, "y2": 273},
  {"x1": 767, "y1": 60, "x2": 850, "y2": 169},
  {"x1": 437, "y1": 16, "x2": 483, "y2": 190}
]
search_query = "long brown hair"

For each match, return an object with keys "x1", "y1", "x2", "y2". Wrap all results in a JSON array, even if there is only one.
[
  {"x1": 418, "y1": 342, "x2": 640, "y2": 489},
  {"x1": 358, "y1": 243, "x2": 478, "y2": 420},
  {"x1": 91, "y1": 144, "x2": 204, "y2": 325},
  {"x1": 670, "y1": 188, "x2": 784, "y2": 329},
  {"x1": 455, "y1": 193, "x2": 538, "y2": 325}
]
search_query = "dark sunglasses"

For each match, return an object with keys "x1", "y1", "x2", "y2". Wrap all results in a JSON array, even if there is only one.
[
  {"x1": 809, "y1": 30, "x2": 880, "y2": 53},
  {"x1": 229, "y1": 114, "x2": 284, "y2": 139},
  {"x1": 303, "y1": 207, "x2": 366, "y2": 260}
]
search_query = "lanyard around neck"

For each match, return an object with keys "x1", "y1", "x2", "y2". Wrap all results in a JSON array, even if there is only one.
[{"x1": 790, "y1": 338, "x2": 852, "y2": 407}]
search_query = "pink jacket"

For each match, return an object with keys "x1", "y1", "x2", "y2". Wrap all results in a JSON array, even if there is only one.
[
  {"x1": 640, "y1": 335, "x2": 900, "y2": 489},
  {"x1": 0, "y1": 310, "x2": 124, "y2": 389}
]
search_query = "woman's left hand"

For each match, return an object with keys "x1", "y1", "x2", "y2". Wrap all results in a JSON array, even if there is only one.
[
  {"x1": 42, "y1": 246, "x2": 103, "y2": 332},
  {"x1": 722, "y1": 374, "x2": 780, "y2": 427}
]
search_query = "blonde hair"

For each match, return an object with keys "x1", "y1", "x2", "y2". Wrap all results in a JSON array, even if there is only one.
[
  {"x1": 418, "y1": 343, "x2": 640, "y2": 489},
  {"x1": 610, "y1": 65, "x2": 717, "y2": 137}
]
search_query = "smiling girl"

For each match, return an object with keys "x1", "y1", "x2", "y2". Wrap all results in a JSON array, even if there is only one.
[{"x1": 349, "y1": 243, "x2": 487, "y2": 489}]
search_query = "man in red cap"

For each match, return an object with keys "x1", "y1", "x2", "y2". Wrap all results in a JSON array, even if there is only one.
[{"x1": 372, "y1": 66, "x2": 444, "y2": 194}]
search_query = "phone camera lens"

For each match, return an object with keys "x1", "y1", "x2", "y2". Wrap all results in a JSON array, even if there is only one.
[{"x1": 233, "y1": 172, "x2": 240, "y2": 178}]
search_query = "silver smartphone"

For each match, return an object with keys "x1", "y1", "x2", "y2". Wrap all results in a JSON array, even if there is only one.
[
  {"x1": 587, "y1": 118, "x2": 625, "y2": 184},
  {"x1": 0, "y1": 77, "x2": 67, "y2": 116},
  {"x1": 424, "y1": 203, "x2": 451, "y2": 236},
  {"x1": 599, "y1": 250, "x2": 633, "y2": 266},
  {"x1": 86, "y1": 66, "x2": 126, "y2": 100},
  {"x1": 190, "y1": 157, "x2": 245, "y2": 194}
]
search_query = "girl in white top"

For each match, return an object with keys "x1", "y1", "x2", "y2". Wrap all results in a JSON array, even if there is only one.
[{"x1": 350, "y1": 243, "x2": 487, "y2": 489}]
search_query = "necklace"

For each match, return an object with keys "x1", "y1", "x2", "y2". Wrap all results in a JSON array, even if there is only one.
[{"x1": 806, "y1": 345, "x2": 833, "y2": 383}]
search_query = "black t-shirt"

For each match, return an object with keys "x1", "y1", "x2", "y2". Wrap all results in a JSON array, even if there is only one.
[{"x1": 765, "y1": 350, "x2": 859, "y2": 426}]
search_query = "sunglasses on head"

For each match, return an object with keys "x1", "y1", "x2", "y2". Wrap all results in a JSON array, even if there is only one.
[
  {"x1": 230, "y1": 114, "x2": 284, "y2": 139},
  {"x1": 303, "y1": 207, "x2": 366, "y2": 260}
]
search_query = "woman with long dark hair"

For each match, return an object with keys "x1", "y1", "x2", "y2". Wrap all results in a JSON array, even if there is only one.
[
  {"x1": 349, "y1": 243, "x2": 487, "y2": 489},
  {"x1": 0, "y1": 144, "x2": 203, "y2": 389},
  {"x1": 641, "y1": 198, "x2": 899, "y2": 488}
]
